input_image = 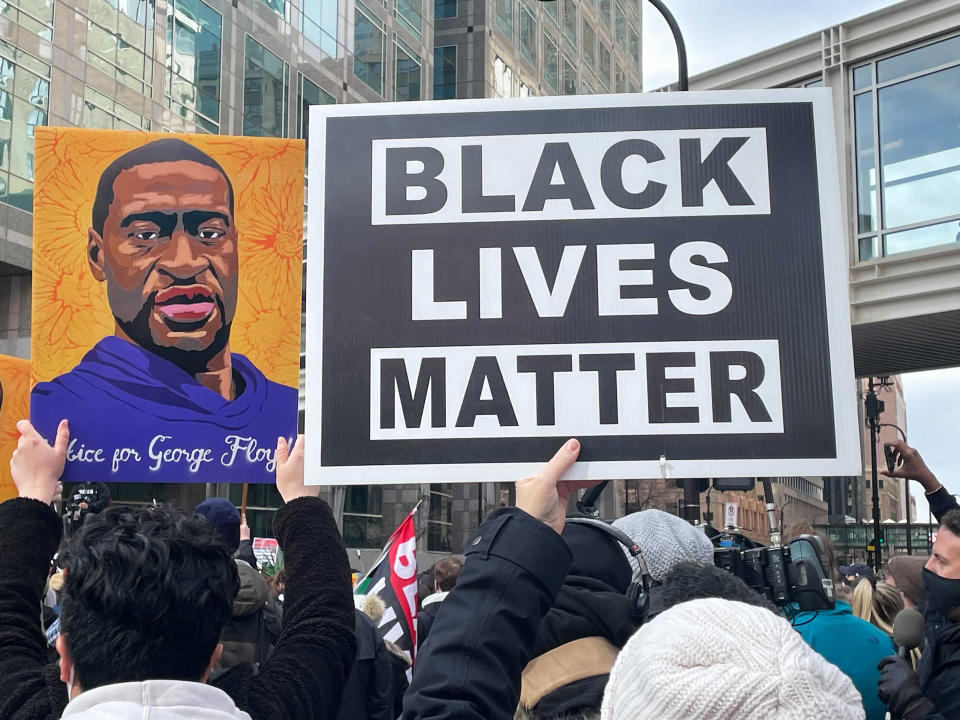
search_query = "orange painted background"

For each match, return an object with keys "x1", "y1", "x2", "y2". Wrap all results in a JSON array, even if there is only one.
[
  {"x1": 0, "y1": 355, "x2": 30, "y2": 502},
  {"x1": 30, "y1": 128, "x2": 303, "y2": 388}
]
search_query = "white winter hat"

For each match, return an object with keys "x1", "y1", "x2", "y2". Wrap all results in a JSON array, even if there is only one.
[
  {"x1": 600, "y1": 598, "x2": 864, "y2": 720},
  {"x1": 612, "y1": 509, "x2": 714, "y2": 581}
]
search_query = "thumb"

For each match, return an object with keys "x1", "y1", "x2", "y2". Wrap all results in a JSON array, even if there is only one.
[
  {"x1": 539, "y1": 438, "x2": 581, "y2": 484},
  {"x1": 54, "y1": 419, "x2": 70, "y2": 453},
  {"x1": 276, "y1": 436, "x2": 289, "y2": 466}
]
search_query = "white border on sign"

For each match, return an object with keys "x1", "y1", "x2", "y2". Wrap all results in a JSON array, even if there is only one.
[{"x1": 306, "y1": 90, "x2": 861, "y2": 485}]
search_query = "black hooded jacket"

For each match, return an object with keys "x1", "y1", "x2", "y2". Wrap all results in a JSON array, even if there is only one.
[{"x1": 527, "y1": 521, "x2": 640, "y2": 718}]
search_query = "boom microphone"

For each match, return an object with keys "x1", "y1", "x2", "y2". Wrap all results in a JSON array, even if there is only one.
[{"x1": 893, "y1": 608, "x2": 925, "y2": 658}]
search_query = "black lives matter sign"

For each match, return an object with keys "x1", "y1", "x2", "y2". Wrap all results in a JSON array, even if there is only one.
[{"x1": 306, "y1": 93, "x2": 859, "y2": 484}]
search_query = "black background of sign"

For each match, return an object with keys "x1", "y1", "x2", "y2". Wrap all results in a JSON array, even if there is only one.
[{"x1": 319, "y1": 103, "x2": 836, "y2": 467}]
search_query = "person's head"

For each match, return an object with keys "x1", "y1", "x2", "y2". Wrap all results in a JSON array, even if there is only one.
[
  {"x1": 924, "y1": 509, "x2": 960, "y2": 619},
  {"x1": 611, "y1": 510, "x2": 714, "y2": 582},
  {"x1": 417, "y1": 568, "x2": 435, "y2": 611},
  {"x1": 885, "y1": 554, "x2": 927, "y2": 609},
  {"x1": 561, "y1": 520, "x2": 633, "y2": 594},
  {"x1": 851, "y1": 576, "x2": 903, "y2": 636},
  {"x1": 516, "y1": 708, "x2": 599, "y2": 720},
  {"x1": 433, "y1": 556, "x2": 464, "y2": 592},
  {"x1": 660, "y1": 562, "x2": 777, "y2": 613},
  {"x1": 839, "y1": 562, "x2": 874, "y2": 587},
  {"x1": 89, "y1": 139, "x2": 238, "y2": 375},
  {"x1": 600, "y1": 598, "x2": 863, "y2": 720},
  {"x1": 56, "y1": 505, "x2": 239, "y2": 697},
  {"x1": 193, "y1": 497, "x2": 241, "y2": 552}
]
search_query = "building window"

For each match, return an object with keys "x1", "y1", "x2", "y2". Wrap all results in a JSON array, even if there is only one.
[
  {"x1": 427, "y1": 484, "x2": 453, "y2": 552},
  {"x1": 354, "y1": 2, "x2": 385, "y2": 95},
  {"x1": 433, "y1": 45, "x2": 456, "y2": 99},
  {"x1": 435, "y1": 0, "x2": 457, "y2": 19},
  {"x1": 519, "y1": 81, "x2": 534, "y2": 97},
  {"x1": 83, "y1": 86, "x2": 150, "y2": 131},
  {"x1": 598, "y1": 0, "x2": 610, "y2": 28},
  {"x1": 543, "y1": 31, "x2": 559, "y2": 91},
  {"x1": 582, "y1": 18, "x2": 595, "y2": 69},
  {"x1": 519, "y1": 3, "x2": 537, "y2": 66},
  {"x1": 614, "y1": 3, "x2": 626, "y2": 50},
  {"x1": 598, "y1": 42, "x2": 610, "y2": 91},
  {"x1": 493, "y1": 56, "x2": 514, "y2": 98},
  {"x1": 343, "y1": 486, "x2": 384, "y2": 548},
  {"x1": 543, "y1": 0, "x2": 558, "y2": 27},
  {"x1": 562, "y1": 0, "x2": 576, "y2": 49},
  {"x1": 395, "y1": 0, "x2": 422, "y2": 41},
  {"x1": 395, "y1": 37, "x2": 422, "y2": 101},
  {"x1": 582, "y1": 79, "x2": 593, "y2": 94},
  {"x1": 297, "y1": 73, "x2": 335, "y2": 143},
  {"x1": 258, "y1": 0, "x2": 284, "y2": 14},
  {"x1": 852, "y1": 34, "x2": 960, "y2": 260},
  {"x1": 629, "y1": 23, "x2": 639, "y2": 69},
  {"x1": 301, "y1": 0, "x2": 338, "y2": 57},
  {"x1": 614, "y1": 62, "x2": 626, "y2": 92},
  {"x1": 2, "y1": 0, "x2": 54, "y2": 40},
  {"x1": 243, "y1": 36, "x2": 288, "y2": 137},
  {"x1": 165, "y1": 0, "x2": 221, "y2": 133},
  {"x1": 0, "y1": 44, "x2": 49, "y2": 212},
  {"x1": 86, "y1": 0, "x2": 155, "y2": 94},
  {"x1": 495, "y1": 0, "x2": 514, "y2": 39},
  {"x1": 562, "y1": 54, "x2": 576, "y2": 95}
]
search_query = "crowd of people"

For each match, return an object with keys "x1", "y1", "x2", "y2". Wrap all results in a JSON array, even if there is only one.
[{"x1": 0, "y1": 424, "x2": 958, "y2": 720}]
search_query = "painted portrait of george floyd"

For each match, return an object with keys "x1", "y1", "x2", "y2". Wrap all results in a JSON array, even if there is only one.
[
  {"x1": 30, "y1": 129, "x2": 304, "y2": 484},
  {"x1": 0, "y1": 355, "x2": 30, "y2": 502}
]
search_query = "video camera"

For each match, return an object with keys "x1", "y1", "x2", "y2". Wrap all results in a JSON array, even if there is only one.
[
  {"x1": 711, "y1": 477, "x2": 835, "y2": 613},
  {"x1": 713, "y1": 534, "x2": 835, "y2": 612}
]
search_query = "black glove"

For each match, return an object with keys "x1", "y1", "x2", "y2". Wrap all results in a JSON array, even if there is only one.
[{"x1": 878, "y1": 655, "x2": 934, "y2": 719}]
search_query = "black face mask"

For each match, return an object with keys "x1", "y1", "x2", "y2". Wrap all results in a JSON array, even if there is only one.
[{"x1": 922, "y1": 567, "x2": 960, "y2": 616}]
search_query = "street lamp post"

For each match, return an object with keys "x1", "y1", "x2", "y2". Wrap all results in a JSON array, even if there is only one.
[{"x1": 780, "y1": 498, "x2": 798, "y2": 533}]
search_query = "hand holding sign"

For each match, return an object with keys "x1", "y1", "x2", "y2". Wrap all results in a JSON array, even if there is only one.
[
  {"x1": 516, "y1": 438, "x2": 600, "y2": 535},
  {"x1": 11, "y1": 419, "x2": 68, "y2": 504},
  {"x1": 276, "y1": 435, "x2": 319, "y2": 503}
]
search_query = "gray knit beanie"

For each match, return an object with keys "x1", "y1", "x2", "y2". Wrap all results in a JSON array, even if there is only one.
[
  {"x1": 612, "y1": 509, "x2": 714, "y2": 581},
  {"x1": 600, "y1": 598, "x2": 865, "y2": 720}
]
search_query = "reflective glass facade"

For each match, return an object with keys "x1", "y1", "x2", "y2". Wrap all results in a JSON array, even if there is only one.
[
  {"x1": 853, "y1": 34, "x2": 960, "y2": 259},
  {"x1": 243, "y1": 36, "x2": 288, "y2": 137},
  {"x1": 0, "y1": 41, "x2": 48, "y2": 211},
  {"x1": 166, "y1": 0, "x2": 221, "y2": 133}
]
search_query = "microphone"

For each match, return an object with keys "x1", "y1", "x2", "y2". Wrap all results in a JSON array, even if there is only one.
[{"x1": 893, "y1": 608, "x2": 925, "y2": 658}]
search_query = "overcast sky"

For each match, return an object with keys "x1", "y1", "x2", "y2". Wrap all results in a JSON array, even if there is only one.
[
  {"x1": 641, "y1": 0, "x2": 959, "y2": 521},
  {"x1": 643, "y1": 0, "x2": 904, "y2": 90}
]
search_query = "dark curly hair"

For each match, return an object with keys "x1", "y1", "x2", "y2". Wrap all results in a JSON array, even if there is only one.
[{"x1": 58, "y1": 505, "x2": 240, "y2": 690}]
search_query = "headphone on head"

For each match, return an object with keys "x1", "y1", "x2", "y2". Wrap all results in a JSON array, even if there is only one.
[{"x1": 565, "y1": 516, "x2": 652, "y2": 624}]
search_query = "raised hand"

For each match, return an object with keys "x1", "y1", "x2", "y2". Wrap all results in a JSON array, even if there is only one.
[
  {"x1": 275, "y1": 435, "x2": 319, "y2": 503},
  {"x1": 515, "y1": 438, "x2": 600, "y2": 534},
  {"x1": 240, "y1": 512, "x2": 251, "y2": 541},
  {"x1": 881, "y1": 440, "x2": 939, "y2": 492},
  {"x1": 11, "y1": 419, "x2": 69, "y2": 505}
]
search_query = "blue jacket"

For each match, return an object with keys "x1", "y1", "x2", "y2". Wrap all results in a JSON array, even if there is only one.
[{"x1": 793, "y1": 601, "x2": 894, "y2": 720}]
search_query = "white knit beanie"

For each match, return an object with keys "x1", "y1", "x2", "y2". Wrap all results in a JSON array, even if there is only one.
[
  {"x1": 600, "y1": 598, "x2": 865, "y2": 720},
  {"x1": 612, "y1": 509, "x2": 714, "y2": 581}
]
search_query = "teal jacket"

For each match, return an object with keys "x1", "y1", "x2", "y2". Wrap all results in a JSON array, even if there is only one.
[{"x1": 793, "y1": 601, "x2": 894, "y2": 720}]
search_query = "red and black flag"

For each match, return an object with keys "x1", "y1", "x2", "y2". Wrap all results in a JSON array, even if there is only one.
[{"x1": 355, "y1": 507, "x2": 419, "y2": 660}]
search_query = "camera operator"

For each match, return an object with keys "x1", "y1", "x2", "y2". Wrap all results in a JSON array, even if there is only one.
[
  {"x1": 62, "y1": 481, "x2": 110, "y2": 536},
  {"x1": 875, "y1": 442, "x2": 960, "y2": 720}
]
